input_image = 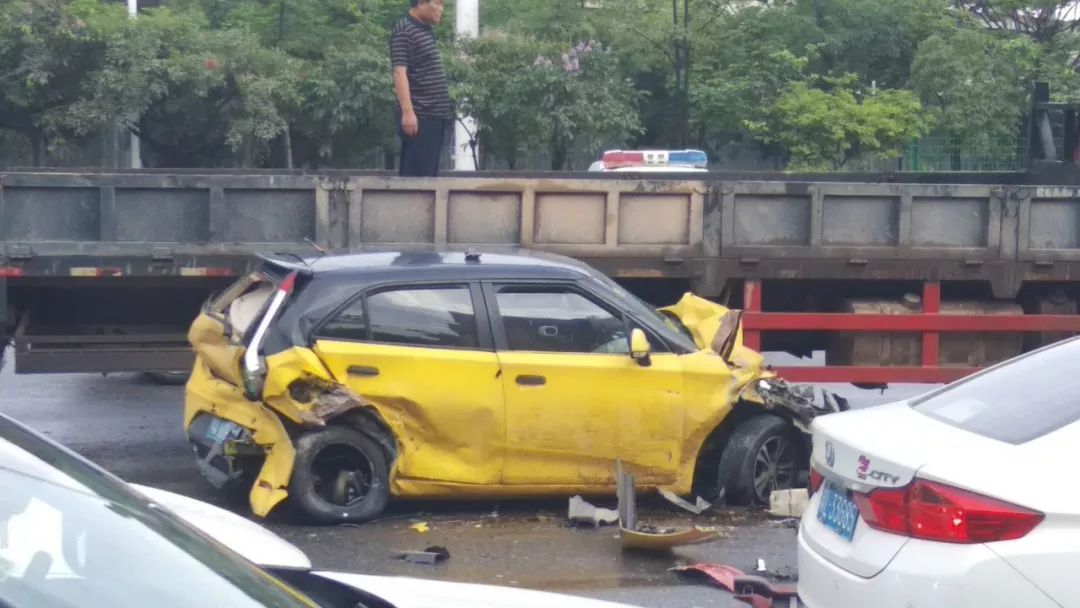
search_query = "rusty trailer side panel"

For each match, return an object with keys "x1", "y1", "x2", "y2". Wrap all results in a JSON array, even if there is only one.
[{"x1": 5, "y1": 170, "x2": 1080, "y2": 375}]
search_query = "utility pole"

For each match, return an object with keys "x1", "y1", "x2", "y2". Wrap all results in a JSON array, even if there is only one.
[
  {"x1": 454, "y1": 0, "x2": 479, "y2": 170},
  {"x1": 127, "y1": 0, "x2": 142, "y2": 169}
]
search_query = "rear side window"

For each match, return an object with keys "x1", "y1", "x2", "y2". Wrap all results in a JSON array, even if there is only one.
[
  {"x1": 912, "y1": 338, "x2": 1080, "y2": 444},
  {"x1": 318, "y1": 286, "x2": 478, "y2": 349},
  {"x1": 318, "y1": 299, "x2": 367, "y2": 342},
  {"x1": 207, "y1": 273, "x2": 275, "y2": 339}
]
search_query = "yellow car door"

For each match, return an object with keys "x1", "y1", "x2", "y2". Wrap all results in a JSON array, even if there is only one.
[
  {"x1": 312, "y1": 283, "x2": 505, "y2": 487},
  {"x1": 486, "y1": 282, "x2": 684, "y2": 487}
]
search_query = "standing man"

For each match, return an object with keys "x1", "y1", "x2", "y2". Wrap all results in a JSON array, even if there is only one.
[{"x1": 390, "y1": 0, "x2": 452, "y2": 177}]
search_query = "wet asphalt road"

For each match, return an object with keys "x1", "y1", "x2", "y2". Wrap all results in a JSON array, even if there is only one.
[{"x1": 0, "y1": 358, "x2": 928, "y2": 607}]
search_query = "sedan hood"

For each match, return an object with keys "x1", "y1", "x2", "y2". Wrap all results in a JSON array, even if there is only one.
[
  {"x1": 317, "y1": 572, "x2": 639, "y2": 608},
  {"x1": 131, "y1": 484, "x2": 312, "y2": 570}
]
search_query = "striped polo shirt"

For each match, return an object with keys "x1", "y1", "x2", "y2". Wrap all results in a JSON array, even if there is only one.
[{"x1": 389, "y1": 14, "x2": 453, "y2": 119}]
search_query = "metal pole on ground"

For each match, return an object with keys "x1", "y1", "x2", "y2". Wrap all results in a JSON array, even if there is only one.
[
  {"x1": 127, "y1": 0, "x2": 142, "y2": 169},
  {"x1": 454, "y1": 0, "x2": 479, "y2": 171}
]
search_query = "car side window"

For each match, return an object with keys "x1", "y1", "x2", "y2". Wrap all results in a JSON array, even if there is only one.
[
  {"x1": 368, "y1": 287, "x2": 479, "y2": 348},
  {"x1": 317, "y1": 298, "x2": 368, "y2": 342},
  {"x1": 495, "y1": 287, "x2": 630, "y2": 354}
]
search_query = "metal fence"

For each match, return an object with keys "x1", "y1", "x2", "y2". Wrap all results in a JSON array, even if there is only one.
[{"x1": 902, "y1": 134, "x2": 1031, "y2": 172}]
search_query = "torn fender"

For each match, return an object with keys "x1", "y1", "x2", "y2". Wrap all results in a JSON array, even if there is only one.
[
  {"x1": 183, "y1": 360, "x2": 294, "y2": 517},
  {"x1": 261, "y1": 347, "x2": 366, "y2": 427},
  {"x1": 662, "y1": 293, "x2": 848, "y2": 431},
  {"x1": 660, "y1": 293, "x2": 767, "y2": 372}
]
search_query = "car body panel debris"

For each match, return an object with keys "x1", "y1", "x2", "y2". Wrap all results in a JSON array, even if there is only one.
[
  {"x1": 397, "y1": 546, "x2": 450, "y2": 565},
  {"x1": 669, "y1": 564, "x2": 743, "y2": 592},
  {"x1": 616, "y1": 461, "x2": 721, "y2": 550},
  {"x1": 768, "y1": 489, "x2": 808, "y2": 518},
  {"x1": 183, "y1": 252, "x2": 843, "y2": 523},
  {"x1": 671, "y1": 564, "x2": 798, "y2": 608},
  {"x1": 568, "y1": 495, "x2": 619, "y2": 526},
  {"x1": 620, "y1": 527, "x2": 721, "y2": 550},
  {"x1": 658, "y1": 488, "x2": 711, "y2": 515}
]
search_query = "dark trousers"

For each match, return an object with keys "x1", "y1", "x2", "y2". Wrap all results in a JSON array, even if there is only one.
[{"x1": 398, "y1": 113, "x2": 448, "y2": 177}]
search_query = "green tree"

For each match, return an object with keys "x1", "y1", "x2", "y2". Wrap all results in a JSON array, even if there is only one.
[
  {"x1": 911, "y1": 27, "x2": 1041, "y2": 140},
  {"x1": 0, "y1": 0, "x2": 122, "y2": 165},
  {"x1": 454, "y1": 34, "x2": 642, "y2": 170},
  {"x1": 689, "y1": 4, "x2": 819, "y2": 162},
  {"x1": 951, "y1": 0, "x2": 1080, "y2": 44},
  {"x1": 746, "y1": 75, "x2": 933, "y2": 170},
  {"x1": 66, "y1": 5, "x2": 299, "y2": 167}
]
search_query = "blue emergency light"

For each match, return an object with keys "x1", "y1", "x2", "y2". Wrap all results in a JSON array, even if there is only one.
[{"x1": 601, "y1": 149, "x2": 709, "y2": 170}]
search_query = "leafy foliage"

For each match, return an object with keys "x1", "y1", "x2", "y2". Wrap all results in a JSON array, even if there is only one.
[
  {"x1": 1, "y1": 0, "x2": 1078, "y2": 169},
  {"x1": 747, "y1": 75, "x2": 933, "y2": 169}
]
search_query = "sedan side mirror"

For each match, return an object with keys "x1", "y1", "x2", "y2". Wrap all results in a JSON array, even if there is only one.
[{"x1": 630, "y1": 328, "x2": 652, "y2": 367}]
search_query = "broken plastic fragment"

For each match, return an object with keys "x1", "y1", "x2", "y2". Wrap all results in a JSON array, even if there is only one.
[
  {"x1": 620, "y1": 527, "x2": 721, "y2": 550},
  {"x1": 410, "y1": 522, "x2": 430, "y2": 533},
  {"x1": 670, "y1": 564, "x2": 744, "y2": 592},
  {"x1": 568, "y1": 495, "x2": 619, "y2": 527},
  {"x1": 397, "y1": 545, "x2": 450, "y2": 565},
  {"x1": 658, "y1": 488, "x2": 712, "y2": 515},
  {"x1": 769, "y1": 489, "x2": 809, "y2": 518},
  {"x1": 615, "y1": 460, "x2": 721, "y2": 550}
]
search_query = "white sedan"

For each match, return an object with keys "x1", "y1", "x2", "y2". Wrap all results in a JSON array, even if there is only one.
[
  {"x1": 798, "y1": 337, "x2": 1080, "y2": 607},
  {"x1": 0, "y1": 412, "x2": 636, "y2": 608}
]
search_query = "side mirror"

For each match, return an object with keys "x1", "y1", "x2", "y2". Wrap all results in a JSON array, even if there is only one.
[{"x1": 630, "y1": 328, "x2": 652, "y2": 366}]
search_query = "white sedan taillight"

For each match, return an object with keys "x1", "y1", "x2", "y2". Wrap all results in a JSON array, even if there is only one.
[{"x1": 853, "y1": 479, "x2": 1044, "y2": 544}]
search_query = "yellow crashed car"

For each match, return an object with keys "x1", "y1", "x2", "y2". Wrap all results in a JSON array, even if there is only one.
[{"x1": 184, "y1": 251, "x2": 839, "y2": 523}]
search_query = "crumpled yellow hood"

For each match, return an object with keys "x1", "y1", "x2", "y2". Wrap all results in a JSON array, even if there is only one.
[{"x1": 660, "y1": 293, "x2": 770, "y2": 375}]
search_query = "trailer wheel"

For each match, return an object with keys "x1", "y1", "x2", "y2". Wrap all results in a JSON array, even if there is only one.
[
  {"x1": 289, "y1": 426, "x2": 390, "y2": 524},
  {"x1": 716, "y1": 415, "x2": 800, "y2": 505}
]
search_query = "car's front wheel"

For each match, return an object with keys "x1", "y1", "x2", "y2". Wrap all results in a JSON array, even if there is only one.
[
  {"x1": 716, "y1": 415, "x2": 800, "y2": 505},
  {"x1": 289, "y1": 426, "x2": 390, "y2": 524}
]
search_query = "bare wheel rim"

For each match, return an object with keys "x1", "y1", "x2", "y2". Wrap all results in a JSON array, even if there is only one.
[
  {"x1": 753, "y1": 435, "x2": 797, "y2": 503},
  {"x1": 311, "y1": 444, "x2": 375, "y2": 507}
]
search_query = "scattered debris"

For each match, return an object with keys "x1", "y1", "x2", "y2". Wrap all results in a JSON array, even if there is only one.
[
  {"x1": 671, "y1": 564, "x2": 798, "y2": 608},
  {"x1": 658, "y1": 488, "x2": 712, "y2": 515},
  {"x1": 756, "y1": 558, "x2": 767, "y2": 573},
  {"x1": 670, "y1": 564, "x2": 743, "y2": 592},
  {"x1": 755, "y1": 378, "x2": 850, "y2": 432},
  {"x1": 568, "y1": 495, "x2": 620, "y2": 527},
  {"x1": 767, "y1": 565, "x2": 798, "y2": 582},
  {"x1": 767, "y1": 517, "x2": 800, "y2": 530},
  {"x1": 615, "y1": 461, "x2": 722, "y2": 550},
  {"x1": 396, "y1": 545, "x2": 450, "y2": 565},
  {"x1": 410, "y1": 522, "x2": 430, "y2": 534},
  {"x1": 733, "y1": 575, "x2": 798, "y2": 608},
  {"x1": 769, "y1": 489, "x2": 809, "y2": 518},
  {"x1": 621, "y1": 527, "x2": 721, "y2": 550}
]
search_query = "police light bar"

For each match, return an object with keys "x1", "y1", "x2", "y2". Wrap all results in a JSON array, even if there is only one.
[{"x1": 601, "y1": 149, "x2": 708, "y2": 170}]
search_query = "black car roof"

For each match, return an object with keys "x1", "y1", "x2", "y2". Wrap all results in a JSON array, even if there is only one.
[{"x1": 261, "y1": 249, "x2": 601, "y2": 282}]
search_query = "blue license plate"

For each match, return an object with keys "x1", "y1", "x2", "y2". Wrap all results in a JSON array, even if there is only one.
[
  {"x1": 817, "y1": 481, "x2": 859, "y2": 542},
  {"x1": 207, "y1": 418, "x2": 240, "y2": 442}
]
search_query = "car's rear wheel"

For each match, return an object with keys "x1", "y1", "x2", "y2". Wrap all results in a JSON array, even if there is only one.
[
  {"x1": 289, "y1": 426, "x2": 390, "y2": 524},
  {"x1": 716, "y1": 415, "x2": 800, "y2": 505}
]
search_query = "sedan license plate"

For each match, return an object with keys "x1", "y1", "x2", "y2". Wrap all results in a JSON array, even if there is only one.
[{"x1": 817, "y1": 482, "x2": 859, "y2": 542}]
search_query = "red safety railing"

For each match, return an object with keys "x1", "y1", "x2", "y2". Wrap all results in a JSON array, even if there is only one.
[{"x1": 740, "y1": 280, "x2": 1080, "y2": 385}]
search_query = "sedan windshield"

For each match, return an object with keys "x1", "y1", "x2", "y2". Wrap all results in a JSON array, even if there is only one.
[{"x1": 0, "y1": 419, "x2": 317, "y2": 608}]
